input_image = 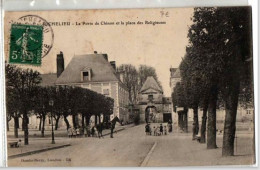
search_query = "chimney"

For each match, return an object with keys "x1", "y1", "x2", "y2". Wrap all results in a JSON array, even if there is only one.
[
  {"x1": 110, "y1": 61, "x2": 116, "y2": 70},
  {"x1": 94, "y1": 51, "x2": 98, "y2": 54},
  {"x1": 102, "y1": 54, "x2": 108, "y2": 61},
  {"x1": 57, "y1": 51, "x2": 64, "y2": 78}
]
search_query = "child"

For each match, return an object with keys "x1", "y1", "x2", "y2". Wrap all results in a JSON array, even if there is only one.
[
  {"x1": 164, "y1": 126, "x2": 167, "y2": 135},
  {"x1": 160, "y1": 124, "x2": 163, "y2": 135},
  {"x1": 76, "y1": 128, "x2": 80, "y2": 137},
  {"x1": 17, "y1": 139, "x2": 22, "y2": 147},
  {"x1": 145, "y1": 124, "x2": 150, "y2": 135},
  {"x1": 156, "y1": 126, "x2": 160, "y2": 136},
  {"x1": 72, "y1": 128, "x2": 77, "y2": 138}
]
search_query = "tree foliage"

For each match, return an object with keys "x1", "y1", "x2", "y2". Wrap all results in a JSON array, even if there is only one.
[
  {"x1": 6, "y1": 64, "x2": 115, "y2": 142},
  {"x1": 177, "y1": 7, "x2": 252, "y2": 155},
  {"x1": 117, "y1": 64, "x2": 162, "y2": 104}
]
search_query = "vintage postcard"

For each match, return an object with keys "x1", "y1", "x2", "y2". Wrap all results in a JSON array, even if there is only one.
[{"x1": 4, "y1": 7, "x2": 254, "y2": 167}]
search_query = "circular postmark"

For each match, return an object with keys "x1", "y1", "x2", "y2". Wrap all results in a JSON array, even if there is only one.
[{"x1": 15, "y1": 15, "x2": 54, "y2": 58}]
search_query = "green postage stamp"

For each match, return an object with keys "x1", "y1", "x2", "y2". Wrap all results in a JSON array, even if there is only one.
[{"x1": 9, "y1": 24, "x2": 43, "y2": 65}]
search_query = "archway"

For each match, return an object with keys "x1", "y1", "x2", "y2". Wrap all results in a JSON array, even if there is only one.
[{"x1": 145, "y1": 106, "x2": 157, "y2": 123}]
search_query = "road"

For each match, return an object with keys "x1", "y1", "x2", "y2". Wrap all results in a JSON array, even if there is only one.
[{"x1": 8, "y1": 123, "x2": 254, "y2": 167}]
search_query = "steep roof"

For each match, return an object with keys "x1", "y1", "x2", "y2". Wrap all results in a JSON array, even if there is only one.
[
  {"x1": 55, "y1": 54, "x2": 119, "y2": 84},
  {"x1": 40, "y1": 73, "x2": 57, "y2": 87},
  {"x1": 172, "y1": 68, "x2": 181, "y2": 78},
  {"x1": 140, "y1": 76, "x2": 163, "y2": 93}
]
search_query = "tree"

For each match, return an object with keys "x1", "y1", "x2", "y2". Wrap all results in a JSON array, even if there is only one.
[
  {"x1": 34, "y1": 86, "x2": 51, "y2": 137},
  {"x1": 117, "y1": 64, "x2": 138, "y2": 104},
  {"x1": 184, "y1": 7, "x2": 252, "y2": 154},
  {"x1": 5, "y1": 64, "x2": 41, "y2": 145},
  {"x1": 172, "y1": 82, "x2": 188, "y2": 132},
  {"x1": 138, "y1": 65, "x2": 162, "y2": 91},
  {"x1": 117, "y1": 64, "x2": 162, "y2": 104}
]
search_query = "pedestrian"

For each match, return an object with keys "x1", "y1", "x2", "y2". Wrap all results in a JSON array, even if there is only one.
[
  {"x1": 164, "y1": 126, "x2": 167, "y2": 135},
  {"x1": 17, "y1": 139, "x2": 22, "y2": 147},
  {"x1": 94, "y1": 126, "x2": 98, "y2": 137},
  {"x1": 72, "y1": 128, "x2": 77, "y2": 138},
  {"x1": 153, "y1": 126, "x2": 156, "y2": 136},
  {"x1": 67, "y1": 127, "x2": 72, "y2": 138},
  {"x1": 91, "y1": 126, "x2": 95, "y2": 137},
  {"x1": 156, "y1": 126, "x2": 160, "y2": 136},
  {"x1": 76, "y1": 128, "x2": 80, "y2": 137},
  {"x1": 160, "y1": 124, "x2": 163, "y2": 135},
  {"x1": 145, "y1": 123, "x2": 150, "y2": 135},
  {"x1": 168, "y1": 120, "x2": 172, "y2": 132}
]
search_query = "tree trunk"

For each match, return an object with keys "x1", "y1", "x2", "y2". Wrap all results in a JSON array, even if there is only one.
[
  {"x1": 22, "y1": 118, "x2": 24, "y2": 131},
  {"x1": 23, "y1": 113, "x2": 29, "y2": 145},
  {"x1": 183, "y1": 111, "x2": 188, "y2": 132},
  {"x1": 38, "y1": 116, "x2": 42, "y2": 131},
  {"x1": 200, "y1": 104, "x2": 208, "y2": 143},
  {"x1": 72, "y1": 114, "x2": 77, "y2": 128},
  {"x1": 207, "y1": 85, "x2": 218, "y2": 149},
  {"x1": 82, "y1": 114, "x2": 85, "y2": 134},
  {"x1": 85, "y1": 115, "x2": 90, "y2": 126},
  {"x1": 222, "y1": 82, "x2": 239, "y2": 156},
  {"x1": 64, "y1": 115, "x2": 70, "y2": 130},
  {"x1": 14, "y1": 117, "x2": 19, "y2": 138},
  {"x1": 95, "y1": 115, "x2": 98, "y2": 125},
  {"x1": 55, "y1": 115, "x2": 60, "y2": 130},
  {"x1": 41, "y1": 115, "x2": 46, "y2": 137},
  {"x1": 6, "y1": 117, "x2": 10, "y2": 131},
  {"x1": 192, "y1": 106, "x2": 199, "y2": 139},
  {"x1": 17, "y1": 117, "x2": 20, "y2": 128}
]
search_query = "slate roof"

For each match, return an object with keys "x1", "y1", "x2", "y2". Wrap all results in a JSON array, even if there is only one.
[
  {"x1": 40, "y1": 73, "x2": 57, "y2": 87},
  {"x1": 171, "y1": 68, "x2": 181, "y2": 78},
  {"x1": 55, "y1": 54, "x2": 119, "y2": 84},
  {"x1": 139, "y1": 76, "x2": 163, "y2": 93}
]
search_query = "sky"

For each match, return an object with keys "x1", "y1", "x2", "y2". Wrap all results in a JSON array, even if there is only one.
[{"x1": 5, "y1": 8, "x2": 194, "y2": 96}]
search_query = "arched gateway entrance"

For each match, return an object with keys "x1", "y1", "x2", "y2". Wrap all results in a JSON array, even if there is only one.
[{"x1": 145, "y1": 106, "x2": 158, "y2": 123}]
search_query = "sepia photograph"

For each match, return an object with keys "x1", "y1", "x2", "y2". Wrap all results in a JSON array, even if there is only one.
[{"x1": 4, "y1": 7, "x2": 254, "y2": 167}]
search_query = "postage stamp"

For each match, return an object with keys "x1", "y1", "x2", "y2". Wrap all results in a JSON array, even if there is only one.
[
  {"x1": 9, "y1": 24, "x2": 43, "y2": 65},
  {"x1": 17, "y1": 15, "x2": 54, "y2": 58}
]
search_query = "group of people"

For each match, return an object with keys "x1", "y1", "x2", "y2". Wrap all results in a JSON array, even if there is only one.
[
  {"x1": 67, "y1": 125, "x2": 103, "y2": 138},
  {"x1": 145, "y1": 121, "x2": 173, "y2": 136}
]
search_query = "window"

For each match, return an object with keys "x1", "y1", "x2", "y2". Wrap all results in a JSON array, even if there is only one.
[
  {"x1": 103, "y1": 89, "x2": 110, "y2": 96},
  {"x1": 81, "y1": 67, "x2": 92, "y2": 81},
  {"x1": 83, "y1": 71, "x2": 89, "y2": 81},
  {"x1": 148, "y1": 94, "x2": 153, "y2": 101}
]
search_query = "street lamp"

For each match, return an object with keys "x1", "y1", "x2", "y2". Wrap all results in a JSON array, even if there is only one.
[{"x1": 49, "y1": 99, "x2": 55, "y2": 144}]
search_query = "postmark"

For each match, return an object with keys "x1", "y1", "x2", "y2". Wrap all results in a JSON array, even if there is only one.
[
  {"x1": 8, "y1": 15, "x2": 54, "y2": 65},
  {"x1": 9, "y1": 24, "x2": 43, "y2": 65}
]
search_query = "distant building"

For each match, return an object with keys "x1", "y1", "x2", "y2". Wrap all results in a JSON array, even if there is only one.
[
  {"x1": 55, "y1": 51, "x2": 130, "y2": 123},
  {"x1": 138, "y1": 76, "x2": 172, "y2": 123}
]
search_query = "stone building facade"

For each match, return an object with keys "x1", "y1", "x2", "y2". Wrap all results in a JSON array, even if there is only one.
[{"x1": 138, "y1": 76, "x2": 172, "y2": 123}]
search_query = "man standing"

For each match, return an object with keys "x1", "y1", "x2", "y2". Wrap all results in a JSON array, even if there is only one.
[{"x1": 160, "y1": 124, "x2": 163, "y2": 135}]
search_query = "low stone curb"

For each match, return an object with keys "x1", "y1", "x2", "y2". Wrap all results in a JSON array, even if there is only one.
[{"x1": 8, "y1": 144, "x2": 71, "y2": 159}]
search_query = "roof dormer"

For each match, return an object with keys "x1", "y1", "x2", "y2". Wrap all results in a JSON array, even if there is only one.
[{"x1": 81, "y1": 67, "x2": 92, "y2": 82}]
